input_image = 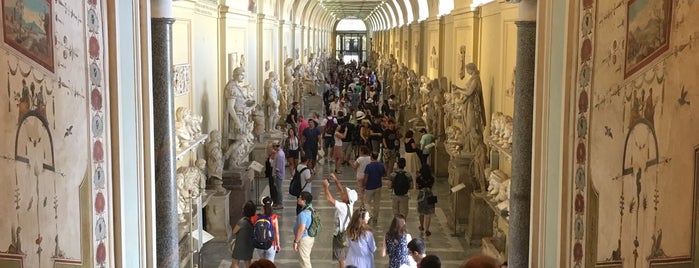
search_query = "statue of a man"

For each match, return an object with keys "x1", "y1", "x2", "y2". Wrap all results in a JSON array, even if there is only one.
[
  {"x1": 265, "y1": 72, "x2": 282, "y2": 132},
  {"x1": 224, "y1": 67, "x2": 256, "y2": 168},
  {"x1": 451, "y1": 63, "x2": 486, "y2": 153}
]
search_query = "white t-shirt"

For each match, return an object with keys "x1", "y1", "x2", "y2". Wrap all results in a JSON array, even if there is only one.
[
  {"x1": 355, "y1": 155, "x2": 371, "y2": 180},
  {"x1": 297, "y1": 163, "x2": 312, "y2": 192},
  {"x1": 334, "y1": 201, "x2": 354, "y2": 235}
]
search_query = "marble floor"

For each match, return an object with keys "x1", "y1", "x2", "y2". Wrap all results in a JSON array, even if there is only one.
[{"x1": 199, "y1": 159, "x2": 481, "y2": 268}]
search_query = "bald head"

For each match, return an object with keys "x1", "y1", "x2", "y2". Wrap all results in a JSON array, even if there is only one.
[{"x1": 460, "y1": 255, "x2": 500, "y2": 268}]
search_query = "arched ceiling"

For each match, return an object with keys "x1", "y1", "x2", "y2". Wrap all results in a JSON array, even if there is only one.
[{"x1": 287, "y1": 0, "x2": 438, "y2": 31}]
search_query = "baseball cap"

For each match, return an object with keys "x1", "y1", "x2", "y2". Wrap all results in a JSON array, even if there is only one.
[{"x1": 346, "y1": 188, "x2": 358, "y2": 203}]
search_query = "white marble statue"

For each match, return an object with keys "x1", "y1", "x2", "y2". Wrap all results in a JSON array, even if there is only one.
[
  {"x1": 175, "y1": 107, "x2": 194, "y2": 148},
  {"x1": 265, "y1": 72, "x2": 282, "y2": 133},
  {"x1": 490, "y1": 112, "x2": 504, "y2": 140},
  {"x1": 206, "y1": 130, "x2": 224, "y2": 192},
  {"x1": 501, "y1": 119, "x2": 513, "y2": 149},
  {"x1": 451, "y1": 63, "x2": 487, "y2": 154},
  {"x1": 494, "y1": 179, "x2": 511, "y2": 203},
  {"x1": 283, "y1": 58, "x2": 295, "y2": 111},
  {"x1": 176, "y1": 159, "x2": 206, "y2": 222},
  {"x1": 223, "y1": 67, "x2": 256, "y2": 169}
]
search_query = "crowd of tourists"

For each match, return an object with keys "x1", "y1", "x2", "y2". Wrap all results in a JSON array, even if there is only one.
[{"x1": 227, "y1": 59, "x2": 507, "y2": 268}]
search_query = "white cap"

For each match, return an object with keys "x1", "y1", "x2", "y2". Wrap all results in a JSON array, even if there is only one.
[{"x1": 346, "y1": 188, "x2": 358, "y2": 203}]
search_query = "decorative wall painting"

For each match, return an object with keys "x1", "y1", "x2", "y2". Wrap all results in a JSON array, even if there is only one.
[
  {"x1": 625, "y1": 0, "x2": 672, "y2": 78},
  {"x1": 2, "y1": 0, "x2": 55, "y2": 72}
]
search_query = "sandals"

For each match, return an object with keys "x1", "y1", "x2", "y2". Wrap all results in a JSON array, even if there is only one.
[
  {"x1": 425, "y1": 231, "x2": 432, "y2": 236},
  {"x1": 419, "y1": 226, "x2": 424, "y2": 232}
]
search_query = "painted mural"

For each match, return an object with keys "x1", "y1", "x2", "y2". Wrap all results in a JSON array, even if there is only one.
[
  {"x1": 0, "y1": 0, "x2": 110, "y2": 267},
  {"x1": 576, "y1": 0, "x2": 699, "y2": 267},
  {"x1": 1, "y1": 0, "x2": 54, "y2": 72}
]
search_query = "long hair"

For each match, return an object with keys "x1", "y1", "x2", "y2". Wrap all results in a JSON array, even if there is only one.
[
  {"x1": 262, "y1": 196, "x2": 273, "y2": 217},
  {"x1": 346, "y1": 208, "x2": 372, "y2": 241},
  {"x1": 386, "y1": 214, "x2": 407, "y2": 241}
]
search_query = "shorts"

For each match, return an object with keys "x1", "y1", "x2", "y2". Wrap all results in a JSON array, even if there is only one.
[
  {"x1": 323, "y1": 136, "x2": 334, "y2": 148},
  {"x1": 383, "y1": 149, "x2": 396, "y2": 163},
  {"x1": 287, "y1": 149, "x2": 299, "y2": 159}
]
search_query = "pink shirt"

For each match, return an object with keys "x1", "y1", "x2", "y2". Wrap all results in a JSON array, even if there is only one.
[{"x1": 298, "y1": 120, "x2": 308, "y2": 136}]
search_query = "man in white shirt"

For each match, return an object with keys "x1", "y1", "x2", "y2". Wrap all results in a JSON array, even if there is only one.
[
  {"x1": 351, "y1": 145, "x2": 371, "y2": 207},
  {"x1": 296, "y1": 155, "x2": 313, "y2": 193},
  {"x1": 322, "y1": 173, "x2": 358, "y2": 268}
]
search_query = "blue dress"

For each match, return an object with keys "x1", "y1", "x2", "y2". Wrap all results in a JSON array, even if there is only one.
[
  {"x1": 345, "y1": 231, "x2": 376, "y2": 268},
  {"x1": 386, "y1": 233, "x2": 411, "y2": 268}
]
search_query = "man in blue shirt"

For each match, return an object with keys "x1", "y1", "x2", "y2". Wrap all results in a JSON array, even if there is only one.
[
  {"x1": 293, "y1": 191, "x2": 315, "y2": 268},
  {"x1": 362, "y1": 152, "x2": 385, "y2": 225}
]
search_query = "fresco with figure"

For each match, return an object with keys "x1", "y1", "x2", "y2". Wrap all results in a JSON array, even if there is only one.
[
  {"x1": 0, "y1": 0, "x2": 110, "y2": 267},
  {"x1": 573, "y1": 0, "x2": 699, "y2": 267}
]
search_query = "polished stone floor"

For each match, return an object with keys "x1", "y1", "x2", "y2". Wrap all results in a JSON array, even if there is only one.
[{"x1": 200, "y1": 159, "x2": 480, "y2": 267}]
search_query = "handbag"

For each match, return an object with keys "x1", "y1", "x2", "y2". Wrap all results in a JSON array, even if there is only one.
[{"x1": 427, "y1": 195, "x2": 438, "y2": 204}]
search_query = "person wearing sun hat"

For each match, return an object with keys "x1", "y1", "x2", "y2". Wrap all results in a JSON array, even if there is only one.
[{"x1": 322, "y1": 172, "x2": 359, "y2": 268}]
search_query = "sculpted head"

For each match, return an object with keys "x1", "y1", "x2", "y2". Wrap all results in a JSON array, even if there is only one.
[{"x1": 233, "y1": 67, "x2": 246, "y2": 82}]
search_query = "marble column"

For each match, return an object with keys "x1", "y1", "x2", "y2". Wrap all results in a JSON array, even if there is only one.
[
  {"x1": 508, "y1": 18, "x2": 536, "y2": 268},
  {"x1": 152, "y1": 1, "x2": 178, "y2": 265}
]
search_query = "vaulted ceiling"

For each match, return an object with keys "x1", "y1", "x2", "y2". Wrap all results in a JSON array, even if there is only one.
[{"x1": 319, "y1": 0, "x2": 384, "y2": 20}]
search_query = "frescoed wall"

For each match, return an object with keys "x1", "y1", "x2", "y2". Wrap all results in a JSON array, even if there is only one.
[
  {"x1": 573, "y1": 0, "x2": 699, "y2": 266},
  {"x1": 0, "y1": 0, "x2": 110, "y2": 267}
]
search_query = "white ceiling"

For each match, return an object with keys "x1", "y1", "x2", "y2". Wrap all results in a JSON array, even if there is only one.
[{"x1": 319, "y1": 0, "x2": 385, "y2": 20}]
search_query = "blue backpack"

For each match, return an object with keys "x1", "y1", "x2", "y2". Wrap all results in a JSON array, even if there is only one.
[{"x1": 252, "y1": 214, "x2": 274, "y2": 249}]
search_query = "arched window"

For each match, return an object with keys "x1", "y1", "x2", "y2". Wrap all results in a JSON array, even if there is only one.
[
  {"x1": 336, "y1": 19, "x2": 367, "y2": 31},
  {"x1": 404, "y1": 0, "x2": 414, "y2": 23}
]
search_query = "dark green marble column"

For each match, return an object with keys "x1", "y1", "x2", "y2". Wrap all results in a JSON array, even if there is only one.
[
  {"x1": 508, "y1": 19, "x2": 536, "y2": 268},
  {"x1": 152, "y1": 16, "x2": 178, "y2": 268}
]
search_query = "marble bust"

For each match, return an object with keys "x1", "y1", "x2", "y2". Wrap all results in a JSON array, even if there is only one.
[
  {"x1": 175, "y1": 107, "x2": 194, "y2": 148},
  {"x1": 176, "y1": 159, "x2": 206, "y2": 222},
  {"x1": 206, "y1": 130, "x2": 224, "y2": 193}
]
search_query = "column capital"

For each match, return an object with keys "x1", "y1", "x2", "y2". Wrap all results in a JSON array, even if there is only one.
[{"x1": 152, "y1": 0, "x2": 173, "y2": 18}]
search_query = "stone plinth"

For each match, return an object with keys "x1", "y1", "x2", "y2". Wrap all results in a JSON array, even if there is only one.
[
  {"x1": 301, "y1": 94, "x2": 323, "y2": 117},
  {"x1": 434, "y1": 143, "x2": 449, "y2": 177},
  {"x1": 222, "y1": 167, "x2": 252, "y2": 225},
  {"x1": 449, "y1": 155, "x2": 475, "y2": 229},
  {"x1": 205, "y1": 191, "x2": 231, "y2": 239},
  {"x1": 252, "y1": 143, "x2": 269, "y2": 165},
  {"x1": 466, "y1": 192, "x2": 495, "y2": 246}
]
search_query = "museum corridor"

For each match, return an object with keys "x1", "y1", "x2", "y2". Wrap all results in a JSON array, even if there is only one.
[{"x1": 200, "y1": 161, "x2": 480, "y2": 267}]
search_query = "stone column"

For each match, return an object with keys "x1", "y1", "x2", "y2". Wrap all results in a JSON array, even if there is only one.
[
  {"x1": 151, "y1": 0, "x2": 178, "y2": 266},
  {"x1": 508, "y1": 0, "x2": 536, "y2": 266}
]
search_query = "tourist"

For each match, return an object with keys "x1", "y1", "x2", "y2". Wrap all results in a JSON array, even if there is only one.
[
  {"x1": 251, "y1": 197, "x2": 280, "y2": 262},
  {"x1": 322, "y1": 173, "x2": 358, "y2": 268},
  {"x1": 403, "y1": 130, "x2": 421, "y2": 185},
  {"x1": 363, "y1": 152, "x2": 385, "y2": 225},
  {"x1": 420, "y1": 255, "x2": 442, "y2": 268},
  {"x1": 230, "y1": 201, "x2": 256, "y2": 268},
  {"x1": 389, "y1": 158, "x2": 412, "y2": 220},
  {"x1": 382, "y1": 214, "x2": 413, "y2": 268},
  {"x1": 302, "y1": 120, "x2": 322, "y2": 170},
  {"x1": 283, "y1": 128, "x2": 300, "y2": 176},
  {"x1": 345, "y1": 208, "x2": 376, "y2": 268},
  {"x1": 459, "y1": 255, "x2": 500, "y2": 268},
  {"x1": 272, "y1": 141, "x2": 286, "y2": 209},
  {"x1": 333, "y1": 112, "x2": 348, "y2": 173},
  {"x1": 418, "y1": 128, "x2": 434, "y2": 166},
  {"x1": 416, "y1": 165, "x2": 436, "y2": 236},
  {"x1": 351, "y1": 146, "x2": 371, "y2": 206},
  {"x1": 407, "y1": 238, "x2": 427, "y2": 266},
  {"x1": 293, "y1": 191, "x2": 315, "y2": 268}
]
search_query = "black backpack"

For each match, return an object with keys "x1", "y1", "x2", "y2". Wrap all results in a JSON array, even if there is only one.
[
  {"x1": 289, "y1": 167, "x2": 310, "y2": 197},
  {"x1": 285, "y1": 113, "x2": 293, "y2": 124},
  {"x1": 392, "y1": 171, "x2": 411, "y2": 196},
  {"x1": 252, "y1": 214, "x2": 275, "y2": 249}
]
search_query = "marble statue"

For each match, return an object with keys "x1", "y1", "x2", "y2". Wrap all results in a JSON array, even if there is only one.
[
  {"x1": 430, "y1": 78, "x2": 447, "y2": 137},
  {"x1": 175, "y1": 107, "x2": 194, "y2": 148},
  {"x1": 265, "y1": 72, "x2": 282, "y2": 132},
  {"x1": 283, "y1": 58, "x2": 295, "y2": 111},
  {"x1": 451, "y1": 63, "x2": 487, "y2": 154},
  {"x1": 490, "y1": 112, "x2": 504, "y2": 140},
  {"x1": 500, "y1": 119, "x2": 513, "y2": 149},
  {"x1": 223, "y1": 67, "x2": 256, "y2": 169},
  {"x1": 176, "y1": 159, "x2": 206, "y2": 222},
  {"x1": 206, "y1": 130, "x2": 224, "y2": 193},
  {"x1": 252, "y1": 105, "x2": 266, "y2": 139}
]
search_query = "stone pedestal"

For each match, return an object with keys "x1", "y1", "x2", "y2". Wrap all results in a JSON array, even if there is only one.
[
  {"x1": 434, "y1": 143, "x2": 449, "y2": 177},
  {"x1": 252, "y1": 143, "x2": 269, "y2": 165},
  {"x1": 205, "y1": 191, "x2": 231, "y2": 239},
  {"x1": 449, "y1": 155, "x2": 475, "y2": 229},
  {"x1": 466, "y1": 193, "x2": 494, "y2": 246},
  {"x1": 222, "y1": 167, "x2": 252, "y2": 225},
  {"x1": 301, "y1": 95, "x2": 323, "y2": 117}
]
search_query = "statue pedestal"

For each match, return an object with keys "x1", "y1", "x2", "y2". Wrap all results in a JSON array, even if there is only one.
[
  {"x1": 301, "y1": 95, "x2": 323, "y2": 117},
  {"x1": 449, "y1": 155, "x2": 474, "y2": 231},
  {"x1": 252, "y1": 143, "x2": 269, "y2": 166},
  {"x1": 205, "y1": 190, "x2": 231, "y2": 239},
  {"x1": 466, "y1": 192, "x2": 494, "y2": 246},
  {"x1": 434, "y1": 142, "x2": 449, "y2": 177},
  {"x1": 222, "y1": 167, "x2": 253, "y2": 225}
]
